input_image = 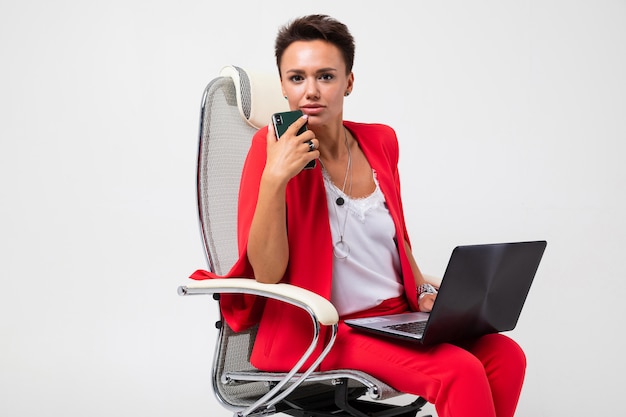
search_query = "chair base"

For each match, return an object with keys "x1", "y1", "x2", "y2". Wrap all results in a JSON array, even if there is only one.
[{"x1": 276, "y1": 378, "x2": 431, "y2": 417}]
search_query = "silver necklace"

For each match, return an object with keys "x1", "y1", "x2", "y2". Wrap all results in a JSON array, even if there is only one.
[{"x1": 319, "y1": 128, "x2": 352, "y2": 259}]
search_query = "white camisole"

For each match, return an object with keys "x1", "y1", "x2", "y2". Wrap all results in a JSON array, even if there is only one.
[{"x1": 321, "y1": 169, "x2": 403, "y2": 316}]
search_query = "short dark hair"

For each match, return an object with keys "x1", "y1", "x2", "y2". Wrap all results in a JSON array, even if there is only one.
[{"x1": 274, "y1": 14, "x2": 355, "y2": 77}]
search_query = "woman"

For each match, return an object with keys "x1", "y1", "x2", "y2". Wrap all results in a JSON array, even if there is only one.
[{"x1": 193, "y1": 14, "x2": 526, "y2": 417}]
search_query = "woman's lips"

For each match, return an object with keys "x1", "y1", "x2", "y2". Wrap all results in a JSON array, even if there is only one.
[{"x1": 301, "y1": 105, "x2": 324, "y2": 116}]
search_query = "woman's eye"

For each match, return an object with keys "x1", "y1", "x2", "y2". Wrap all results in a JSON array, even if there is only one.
[
  {"x1": 320, "y1": 73, "x2": 334, "y2": 81},
  {"x1": 290, "y1": 75, "x2": 304, "y2": 82}
]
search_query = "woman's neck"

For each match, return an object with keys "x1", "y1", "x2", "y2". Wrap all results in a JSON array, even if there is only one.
[{"x1": 317, "y1": 123, "x2": 351, "y2": 161}]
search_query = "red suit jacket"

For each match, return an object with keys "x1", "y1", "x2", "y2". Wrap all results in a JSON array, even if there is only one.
[{"x1": 191, "y1": 121, "x2": 419, "y2": 371}]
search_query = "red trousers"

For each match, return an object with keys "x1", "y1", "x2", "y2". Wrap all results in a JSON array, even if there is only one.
[{"x1": 320, "y1": 299, "x2": 526, "y2": 417}]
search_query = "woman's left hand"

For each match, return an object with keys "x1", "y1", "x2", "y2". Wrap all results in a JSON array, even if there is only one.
[{"x1": 418, "y1": 293, "x2": 437, "y2": 313}]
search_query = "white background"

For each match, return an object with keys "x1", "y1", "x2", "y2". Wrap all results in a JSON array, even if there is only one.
[{"x1": 1, "y1": 1, "x2": 625, "y2": 416}]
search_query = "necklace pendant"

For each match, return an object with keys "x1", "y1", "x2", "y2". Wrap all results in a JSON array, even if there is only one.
[
  {"x1": 333, "y1": 239, "x2": 350, "y2": 259},
  {"x1": 336, "y1": 196, "x2": 345, "y2": 206}
]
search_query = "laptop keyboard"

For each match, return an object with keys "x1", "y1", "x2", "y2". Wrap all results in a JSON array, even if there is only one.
[{"x1": 384, "y1": 321, "x2": 427, "y2": 335}]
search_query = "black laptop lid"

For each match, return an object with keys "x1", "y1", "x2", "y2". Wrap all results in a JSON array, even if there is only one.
[{"x1": 421, "y1": 240, "x2": 547, "y2": 345}]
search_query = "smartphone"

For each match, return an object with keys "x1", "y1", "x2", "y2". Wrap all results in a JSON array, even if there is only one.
[{"x1": 271, "y1": 110, "x2": 316, "y2": 169}]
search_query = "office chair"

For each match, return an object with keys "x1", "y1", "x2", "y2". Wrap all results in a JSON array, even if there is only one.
[{"x1": 178, "y1": 65, "x2": 433, "y2": 417}]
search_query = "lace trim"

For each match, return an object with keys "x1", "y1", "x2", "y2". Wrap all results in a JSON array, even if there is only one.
[{"x1": 321, "y1": 168, "x2": 386, "y2": 222}]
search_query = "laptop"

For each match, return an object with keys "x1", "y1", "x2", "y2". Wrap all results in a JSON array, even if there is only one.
[{"x1": 344, "y1": 240, "x2": 547, "y2": 345}]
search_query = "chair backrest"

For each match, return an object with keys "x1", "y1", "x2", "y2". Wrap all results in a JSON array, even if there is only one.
[
  {"x1": 197, "y1": 65, "x2": 287, "y2": 274},
  {"x1": 196, "y1": 65, "x2": 288, "y2": 409}
]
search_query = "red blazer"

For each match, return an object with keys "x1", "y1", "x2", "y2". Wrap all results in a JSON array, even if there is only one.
[{"x1": 191, "y1": 121, "x2": 419, "y2": 372}]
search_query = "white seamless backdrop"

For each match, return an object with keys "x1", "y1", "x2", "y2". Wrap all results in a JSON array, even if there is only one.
[{"x1": 1, "y1": 1, "x2": 624, "y2": 416}]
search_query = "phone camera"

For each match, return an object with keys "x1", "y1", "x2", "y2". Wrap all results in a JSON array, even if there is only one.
[{"x1": 274, "y1": 114, "x2": 283, "y2": 125}]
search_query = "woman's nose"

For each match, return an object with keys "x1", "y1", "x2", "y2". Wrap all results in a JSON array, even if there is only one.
[{"x1": 304, "y1": 79, "x2": 320, "y2": 100}]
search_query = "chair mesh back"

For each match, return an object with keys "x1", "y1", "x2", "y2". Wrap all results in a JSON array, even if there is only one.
[
  {"x1": 197, "y1": 74, "x2": 270, "y2": 407},
  {"x1": 215, "y1": 322, "x2": 269, "y2": 407},
  {"x1": 197, "y1": 76, "x2": 257, "y2": 275}
]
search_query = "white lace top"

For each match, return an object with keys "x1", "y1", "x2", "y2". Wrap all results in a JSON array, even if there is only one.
[{"x1": 321, "y1": 169, "x2": 404, "y2": 316}]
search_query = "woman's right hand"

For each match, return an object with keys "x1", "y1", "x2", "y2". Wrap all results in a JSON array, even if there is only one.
[{"x1": 264, "y1": 114, "x2": 319, "y2": 182}]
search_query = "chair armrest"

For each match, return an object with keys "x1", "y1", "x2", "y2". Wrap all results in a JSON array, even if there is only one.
[
  {"x1": 178, "y1": 278, "x2": 339, "y2": 326},
  {"x1": 179, "y1": 277, "x2": 340, "y2": 415}
]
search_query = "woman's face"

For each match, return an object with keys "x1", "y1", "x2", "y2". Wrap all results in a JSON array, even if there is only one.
[{"x1": 280, "y1": 40, "x2": 353, "y2": 129}]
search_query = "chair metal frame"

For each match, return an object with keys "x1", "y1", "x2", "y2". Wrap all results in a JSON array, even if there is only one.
[{"x1": 178, "y1": 65, "x2": 431, "y2": 417}]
